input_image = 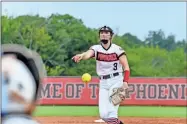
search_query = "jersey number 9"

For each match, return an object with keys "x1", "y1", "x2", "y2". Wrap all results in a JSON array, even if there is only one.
[{"x1": 113, "y1": 63, "x2": 118, "y2": 70}]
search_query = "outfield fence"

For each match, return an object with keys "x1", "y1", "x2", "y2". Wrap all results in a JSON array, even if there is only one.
[{"x1": 37, "y1": 77, "x2": 186, "y2": 106}]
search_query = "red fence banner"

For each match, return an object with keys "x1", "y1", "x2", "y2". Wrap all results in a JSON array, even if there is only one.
[{"x1": 38, "y1": 77, "x2": 187, "y2": 106}]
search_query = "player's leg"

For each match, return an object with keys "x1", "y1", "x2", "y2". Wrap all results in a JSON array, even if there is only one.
[
  {"x1": 105, "y1": 78, "x2": 124, "y2": 124},
  {"x1": 99, "y1": 87, "x2": 109, "y2": 120}
]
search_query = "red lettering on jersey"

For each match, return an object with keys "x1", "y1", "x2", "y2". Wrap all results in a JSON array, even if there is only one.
[{"x1": 96, "y1": 52, "x2": 118, "y2": 62}]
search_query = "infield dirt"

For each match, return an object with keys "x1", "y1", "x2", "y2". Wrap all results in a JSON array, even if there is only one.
[{"x1": 35, "y1": 116, "x2": 186, "y2": 124}]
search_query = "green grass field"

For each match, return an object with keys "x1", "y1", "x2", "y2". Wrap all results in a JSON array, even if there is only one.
[{"x1": 33, "y1": 106, "x2": 186, "y2": 118}]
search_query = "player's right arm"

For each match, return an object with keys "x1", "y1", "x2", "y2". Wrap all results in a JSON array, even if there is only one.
[{"x1": 72, "y1": 49, "x2": 94, "y2": 63}]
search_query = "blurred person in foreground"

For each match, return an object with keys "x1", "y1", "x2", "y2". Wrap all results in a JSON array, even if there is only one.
[
  {"x1": 2, "y1": 74, "x2": 8, "y2": 117},
  {"x1": 1, "y1": 44, "x2": 46, "y2": 124}
]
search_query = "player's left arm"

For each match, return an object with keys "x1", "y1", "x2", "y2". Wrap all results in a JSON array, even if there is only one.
[
  {"x1": 116, "y1": 46, "x2": 130, "y2": 85},
  {"x1": 119, "y1": 54, "x2": 130, "y2": 84}
]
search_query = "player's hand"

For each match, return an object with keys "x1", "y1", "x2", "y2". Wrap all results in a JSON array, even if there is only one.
[
  {"x1": 72, "y1": 54, "x2": 83, "y2": 63},
  {"x1": 123, "y1": 82, "x2": 129, "y2": 89},
  {"x1": 119, "y1": 82, "x2": 129, "y2": 100}
]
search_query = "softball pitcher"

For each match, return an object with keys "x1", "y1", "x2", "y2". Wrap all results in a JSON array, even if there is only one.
[{"x1": 72, "y1": 26, "x2": 130, "y2": 124}]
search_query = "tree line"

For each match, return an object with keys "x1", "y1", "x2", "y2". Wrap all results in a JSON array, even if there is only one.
[{"x1": 2, "y1": 14, "x2": 186, "y2": 77}]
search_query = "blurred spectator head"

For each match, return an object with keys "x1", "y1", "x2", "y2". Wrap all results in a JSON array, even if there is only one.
[{"x1": 2, "y1": 44, "x2": 46, "y2": 115}]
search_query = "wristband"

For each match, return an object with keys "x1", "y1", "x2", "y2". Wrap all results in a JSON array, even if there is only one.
[{"x1": 123, "y1": 70, "x2": 130, "y2": 83}]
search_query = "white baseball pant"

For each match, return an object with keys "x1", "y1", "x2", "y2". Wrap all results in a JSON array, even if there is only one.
[{"x1": 99, "y1": 73, "x2": 123, "y2": 120}]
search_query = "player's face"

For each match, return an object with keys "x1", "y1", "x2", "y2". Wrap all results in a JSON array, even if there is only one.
[{"x1": 99, "y1": 31, "x2": 112, "y2": 41}]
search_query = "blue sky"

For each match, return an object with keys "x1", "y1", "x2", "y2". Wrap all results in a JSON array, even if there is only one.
[{"x1": 2, "y1": 2, "x2": 186, "y2": 41}]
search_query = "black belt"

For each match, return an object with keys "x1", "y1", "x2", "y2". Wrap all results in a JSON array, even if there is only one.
[{"x1": 99, "y1": 72, "x2": 119, "y2": 80}]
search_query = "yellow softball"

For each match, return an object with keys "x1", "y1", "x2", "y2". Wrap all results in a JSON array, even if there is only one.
[{"x1": 82, "y1": 73, "x2": 91, "y2": 83}]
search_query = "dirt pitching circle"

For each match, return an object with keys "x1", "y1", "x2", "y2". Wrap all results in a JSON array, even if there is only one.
[{"x1": 36, "y1": 117, "x2": 186, "y2": 124}]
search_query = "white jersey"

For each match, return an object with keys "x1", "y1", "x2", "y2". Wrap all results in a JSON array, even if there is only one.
[{"x1": 90, "y1": 43, "x2": 126, "y2": 76}]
